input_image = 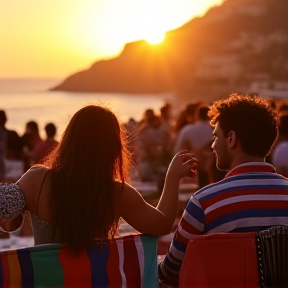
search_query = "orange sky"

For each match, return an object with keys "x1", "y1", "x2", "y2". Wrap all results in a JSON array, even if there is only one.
[{"x1": 0, "y1": 0, "x2": 223, "y2": 78}]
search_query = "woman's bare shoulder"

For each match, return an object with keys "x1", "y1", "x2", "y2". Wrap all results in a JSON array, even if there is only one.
[
  {"x1": 28, "y1": 164, "x2": 50, "y2": 173},
  {"x1": 16, "y1": 165, "x2": 51, "y2": 205},
  {"x1": 17, "y1": 165, "x2": 50, "y2": 181},
  {"x1": 114, "y1": 181, "x2": 140, "y2": 196}
]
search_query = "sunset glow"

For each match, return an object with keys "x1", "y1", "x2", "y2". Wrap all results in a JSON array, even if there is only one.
[
  {"x1": 145, "y1": 33, "x2": 166, "y2": 45},
  {"x1": 0, "y1": 0, "x2": 224, "y2": 78}
]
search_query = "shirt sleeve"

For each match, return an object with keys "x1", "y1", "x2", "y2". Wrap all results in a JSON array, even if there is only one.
[
  {"x1": 0, "y1": 183, "x2": 26, "y2": 219},
  {"x1": 158, "y1": 195, "x2": 205, "y2": 286}
]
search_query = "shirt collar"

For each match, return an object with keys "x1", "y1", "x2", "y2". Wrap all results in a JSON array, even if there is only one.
[{"x1": 225, "y1": 162, "x2": 276, "y2": 178}]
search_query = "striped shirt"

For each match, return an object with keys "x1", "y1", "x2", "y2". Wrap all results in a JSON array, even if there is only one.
[{"x1": 159, "y1": 162, "x2": 288, "y2": 286}]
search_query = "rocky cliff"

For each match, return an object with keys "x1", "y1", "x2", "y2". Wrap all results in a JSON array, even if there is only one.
[{"x1": 51, "y1": 0, "x2": 288, "y2": 102}]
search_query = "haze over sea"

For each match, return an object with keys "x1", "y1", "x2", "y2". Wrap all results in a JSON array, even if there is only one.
[{"x1": 0, "y1": 78, "x2": 173, "y2": 140}]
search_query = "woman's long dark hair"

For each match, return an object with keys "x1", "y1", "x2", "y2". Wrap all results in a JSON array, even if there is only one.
[{"x1": 47, "y1": 105, "x2": 130, "y2": 252}]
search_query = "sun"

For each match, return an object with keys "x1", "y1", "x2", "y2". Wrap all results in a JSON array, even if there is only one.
[{"x1": 144, "y1": 33, "x2": 166, "y2": 45}]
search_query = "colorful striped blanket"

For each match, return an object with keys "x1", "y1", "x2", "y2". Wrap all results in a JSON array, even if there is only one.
[{"x1": 0, "y1": 234, "x2": 158, "y2": 288}]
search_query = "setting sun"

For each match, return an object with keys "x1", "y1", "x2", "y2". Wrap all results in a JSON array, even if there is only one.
[
  {"x1": 145, "y1": 33, "x2": 166, "y2": 45},
  {"x1": 0, "y1": 0, "x2": 224, "y2": 78}
]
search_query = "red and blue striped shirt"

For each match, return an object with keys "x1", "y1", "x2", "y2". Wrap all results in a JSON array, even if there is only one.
[{"x1": 159, "y1": 162, "x2": 288, "y2": 285}]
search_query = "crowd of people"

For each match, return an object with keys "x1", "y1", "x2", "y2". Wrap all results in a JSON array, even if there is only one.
[
  {"x1": 0, "y1": 111, "x2": 58, "y2": 181},
  {"x1": 0, "y1": 94, "x2": 288, "y2": 287},
  {"x1": 127, "y1": 97, "x2": 288, "y2": 192},
  {"x1": 0, "y1": 111, "x2": 59, "y2": 237}
]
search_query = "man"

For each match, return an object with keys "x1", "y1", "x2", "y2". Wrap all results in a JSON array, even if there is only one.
[
  {"x1": 0, "y1": 110, "x2": 22, "y2": 161},
  {"x1": 0, "y1": 128, "x2": 6, "y2": 181},
  {"x1": 159, "y1": 94, "x2": 288, "y2": 286}
]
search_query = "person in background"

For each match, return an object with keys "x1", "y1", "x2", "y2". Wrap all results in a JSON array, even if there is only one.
[
  {"x1": 136, "y1": 108, "x2": 155, "y2": 132},
  {"x1": 33, "y1": 123, "x2": 58, "y2": 164},
  {"x1": 272, "y1": 111, "x2": 288, "y2": 177},
  {"x1": 158, "y1": 94, "x2": 288, "y2": 287},
  {"x1": 0, "y1": 128, "x2": 6, "y2": 182},
  {"x1": 173, "y1": 102, "x2": 201, "y2": 141},
  {"x1": 136, "y1": 114, "x2": 172, "y2": 192},
  {"x1": 0, "y1": 110, "x2": 22, "y2": 161},
  {"x1": 0, "y1": 110, "x2": 23, "y2": 239},
  {"x1": 0, "y1": 128, "x2": 7, "y2": 240},
  {"x1": 159, "y1": 103, "x2": 174, "y2": 135},
  {"x1": 173, "y1": 110, "x2": 188, "y2": 138},
  {"x1": 21, "y1": 121, "x2": 43, "y2": 171},
  {"x1": 174, "y1": 104, "x2": 214, "y2": 188},
  {"x1": 0, "y1": 105, "x2": 198, "y2": 254}
]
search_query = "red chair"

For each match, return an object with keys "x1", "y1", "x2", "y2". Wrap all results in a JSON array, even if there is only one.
[{"x1": 179, "y1": 232, "x2": 260, "y2": 288}]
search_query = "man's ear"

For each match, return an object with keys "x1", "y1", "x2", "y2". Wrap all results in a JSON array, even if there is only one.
[{"x1": 227, "y1": 131, "x2": 237, "y2": 148}]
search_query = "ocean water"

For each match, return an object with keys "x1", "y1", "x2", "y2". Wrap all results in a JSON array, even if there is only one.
[{"x1": 0, "y1": 78, "x2": 173, "y2": 139}]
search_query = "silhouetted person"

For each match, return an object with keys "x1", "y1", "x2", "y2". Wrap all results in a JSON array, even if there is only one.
[
  {"x1": 21, "y1": 121, "x2": 43, "y2": 171},
  {"x1": 33, "y1": 123, "x2": 58, "y2": 164},
  {"x1": 0, "y1": 110, "x2": 22, "y2": 161},
  {"x1": 0, "y1": 128, "x2": 5, "y2": 182},
  {"x1": 174, "y1": 105, "x2": 214, "y2": 188},
  {"x1": 272, "y1": 112, "x2": 288, "y2": 177}
]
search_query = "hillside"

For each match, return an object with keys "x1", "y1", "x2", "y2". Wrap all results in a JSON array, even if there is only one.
[{"x1": 51, "y1": 0, "x2": 288, "y2": 102}]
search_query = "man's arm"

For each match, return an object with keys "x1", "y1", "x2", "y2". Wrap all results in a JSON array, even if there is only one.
[{"x1": 158, "y1": 196, "x2": 205, "y2": 287}]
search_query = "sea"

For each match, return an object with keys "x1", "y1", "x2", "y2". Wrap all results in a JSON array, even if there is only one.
[{"x1": 0, "y1": 78, "x2": 174, "y2": 139}]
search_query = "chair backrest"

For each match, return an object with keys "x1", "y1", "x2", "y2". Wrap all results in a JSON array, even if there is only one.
[
  {"x1": 179, "y1": 232, "x2": 260, "y2": 288},
  {"x1": 0, "y1": 234, "x2": 158, "y2": 288},
  {"x1": 257, "y1": 226, "x2": 288, "y2": 288}
]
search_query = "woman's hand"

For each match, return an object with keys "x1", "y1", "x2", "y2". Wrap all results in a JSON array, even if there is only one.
[{"x1": 166, "y1": 150, "x2": 198, "y2": 181}]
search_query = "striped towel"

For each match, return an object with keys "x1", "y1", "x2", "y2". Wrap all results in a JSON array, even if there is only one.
[{"x1": 0, "y1": 234, "x2": 158, "y2": 288}]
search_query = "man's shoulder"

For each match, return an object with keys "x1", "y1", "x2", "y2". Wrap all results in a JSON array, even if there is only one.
[
  {"x1": 193, "y1": 178, "x2": 229, "y2": 199},
  {"x1": 194, "y1": 171, "x2": 288, "y2": 201},
  {"x1": 193, "y1": 173, "x2": 251, "y2": 199}
]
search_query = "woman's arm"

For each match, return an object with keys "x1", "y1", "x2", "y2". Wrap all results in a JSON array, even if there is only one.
[
  {"x1": 119, "y1": 151, "x2": 198, "y2": 235},
  {"x1": 0, "y1": 214, "x2": 24, "y2": 232},
  {"x1": 0, "y1": 165, "x2": 47, "y2": 232}
]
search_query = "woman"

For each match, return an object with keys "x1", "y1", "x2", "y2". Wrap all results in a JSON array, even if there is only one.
[{"x1": 0, "y1": 105, "x2": 197, "y2": 253}]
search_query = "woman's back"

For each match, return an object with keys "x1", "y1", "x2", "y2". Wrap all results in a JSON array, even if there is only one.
[{"x1": 18, "y1": 167, "x2": 122, "y2": 249}]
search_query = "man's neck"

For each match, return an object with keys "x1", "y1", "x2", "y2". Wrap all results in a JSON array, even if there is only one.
[{"x1": 230, "y1": 153, "x2": 265, "y2": 171}]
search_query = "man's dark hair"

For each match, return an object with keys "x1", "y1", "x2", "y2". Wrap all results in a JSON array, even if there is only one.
[
  {"x1": 45, "y1": 123, "x2": 57, "y2": 138},
  {"x1": 208, "y1": 94, "x2": 278, "y2": 157}
]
